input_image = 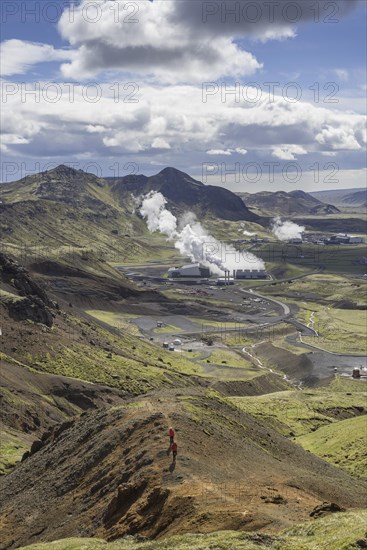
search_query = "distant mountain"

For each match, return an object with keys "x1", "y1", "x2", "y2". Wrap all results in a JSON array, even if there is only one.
[
  {"x1": 0, "y1": 165, "x2": 259, "y2": 268},
  {"x1": 310, "y1": 188, "x2": 367, "y2": 207},
  {"x1": 107, "y1": 166, "x2": 258, "y2": 221},
  {"x1": 237, "y1": 189, "x2": 340, "y2": 216},
  {"x1": 0, "y1": 165, "x2": 146, "y2": 256}
]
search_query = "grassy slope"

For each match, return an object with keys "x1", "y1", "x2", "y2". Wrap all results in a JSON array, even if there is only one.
[
  {"x1": 300, "y1": 306, "x2": 367, "y2": 354},
  {"x1": 17, "y1": 510, "x2": 367, "y2": 549},
  {"x1": 14, "y1": 321, "x2": 205, "y2": 392},
  {"x1": 0, "y1": 431, "x2": 32, "y2": 476},
  {"x1": 229, "y1": 382, "x2": 367, "y2": 437},
  {"x1": 85, "y1": 310, "x2": 141, "y2": 335},
  {"x1": 297, "y1": 415, "x2": 367, "y2": 477},
  {"x1": 254, "y1": 242, "x2": 367, "y2": 275},
  {"x1": 259, "y1": 274, "x2": 367, "y2": 353},
  {"x1": 229, "y1": 377, "x2": 367, "y2": 476}
]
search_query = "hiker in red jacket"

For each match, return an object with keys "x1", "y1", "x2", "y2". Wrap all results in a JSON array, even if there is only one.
[
  {"x1": 171, "y1": 441, "x2": 177, "y2": 462},
  {"x1": 169, "y1": 427, "x2": 175, "y2": 445}
]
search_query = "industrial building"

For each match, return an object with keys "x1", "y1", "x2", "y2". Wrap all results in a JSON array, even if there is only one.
[
  {"x1": 216, "y1": 269, "x2": 268, "y2": 284},
  {"x1": 326, "y1": 234, "x2": 364, "y2": 245},
  {"x1": 168, "y1": 264, "x2": 268, "y2": 281},
  {"x1": 300, "y1": 233, "x2": 364, "y2": 245},
  {"x1": 216, "y1": 277, "x2": 235, "y2": 286},
  {"x1": 234, "y1": 269, "x2": 268, "y2": 280},
  {"x1": 168, "y1": 264, "x2": 211, "y2": 278}
]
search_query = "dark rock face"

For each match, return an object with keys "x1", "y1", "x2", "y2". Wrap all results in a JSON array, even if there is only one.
[
  {"x1": 6, "y1": 296, "x2": 54, "y2": 327},
  {"x1": 0, "y1": 253, "x2": 56, "y2": 326},
  {"x1": 0, "y1": 253, "x2": 52, "y2": 305}
]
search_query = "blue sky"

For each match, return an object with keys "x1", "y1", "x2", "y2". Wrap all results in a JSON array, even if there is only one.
[{"x1": 1, "y1": 0, "x2": 366, "y2": 191}]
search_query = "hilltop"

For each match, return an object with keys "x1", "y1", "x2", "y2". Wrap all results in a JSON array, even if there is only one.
[
  {"x1": 311, "y1": 187, "x2": 367, "y2": 208},
  {"x1": 108, "y1": 167, "x2": 258, "y2": 222},
  {"x1": 1, "y1": 391, "x2": 366, "y2": 549}
]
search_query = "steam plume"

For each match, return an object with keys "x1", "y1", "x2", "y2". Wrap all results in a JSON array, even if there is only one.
[
  {"x1": 271, "y1": 217, "x2": 305, "y2": 241},
  {"x1": 140, "y1": 192, "x2": 265, "y2": 275}
]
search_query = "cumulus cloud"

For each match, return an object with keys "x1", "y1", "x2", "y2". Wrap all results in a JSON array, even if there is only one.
[
  {"x1": 315, "y1": 126, "x2": 363, "y2": 150},
  {"x1": 0, "y1": 40, "x2": 74, "y2": 76},
  {"x1": 58, "y1": 0, "x2": 262, "y2": 82},
  {"x1": 56, "y1": 0, "x2": 358, "y2": 82},
  {"x1": 207, "y1": 148, "x2": 248, "y2": 156},
  {"x1": 272, "y1": 144, "x2": 308, "y2": 160},
  {"x1": 1, "y1": 81, "x2": 365, "y2": 161},
  {"x1": 207, "y1": 149, "x2": 233, "y2": 156}
]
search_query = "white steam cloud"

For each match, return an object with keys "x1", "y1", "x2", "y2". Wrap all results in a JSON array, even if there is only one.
[
  {"x1": 139, "y1": 191, "x2": 177, "y2": 235},
  {"x1": 140, "y1": 192, "x2": 265, "y2": 275},
  {"x1": 271, "y1": 217, "x2": 305, "y2": 241}
]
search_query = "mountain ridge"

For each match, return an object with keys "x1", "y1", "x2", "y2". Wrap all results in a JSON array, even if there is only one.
[
  {"x1": 310, "y1": 188, "x2": 367, "y2": 207},
  {"x1": 1, "y1": 391, "x2": 366, "y2": 548},
  {"x1": 0, "y1": 166, "x2": 259, "y2": 249},
  {"x1": 237, "y1": 189, "x2": 340, "y2": 216},
  {"x1": 107, "y1": 166, "x2": 258, "y2": 221}
]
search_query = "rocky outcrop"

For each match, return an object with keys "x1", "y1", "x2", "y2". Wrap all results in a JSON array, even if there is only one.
[
  {"x1": 310, "y1": 502, "x2": 345, "y2": 518},
  {"x1": 0, "y1": 253, "x2": 57, "y2": 326},
  {"x1": 6, "y1": 296, "x2": 55, "y2": 326}
]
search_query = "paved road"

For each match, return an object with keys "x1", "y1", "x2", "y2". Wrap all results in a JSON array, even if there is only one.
[{"x1": 240, "y1": 287, "x2": 291, "y2": 316}]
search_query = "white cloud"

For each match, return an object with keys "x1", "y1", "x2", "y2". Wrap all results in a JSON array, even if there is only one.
[
  {"x1": 152, "y1": 137, "x2": 171, "y2": 149},
  {"x1": 334, "y1": 69, "x2": 349, "y2": 81},
  {"x1": 272, "y1": 144, "x2": 308, "y2": 160},
  {"x1": 0, "y1": 40, "x2": 74, "y2": 76},
  {"x1": 207, "y1": 147, "x2": 248, "y2": 156},
  {"x1": 56, "y1": 0, "x2": 357, "y2": 82},
  {"x1": 1, "y1": 81, "x2": 365, "y2": 164},
  {"x1": 315, "y1": 126, "x2": 363, "y2": 150},
  {"x1": 58, "y1": 0, "x2": 262, "y2": 82},
  {"x1": 86, "y1": 124, "x2": 107, "y2": 133},
  {"x1": 207, "y1": 149, "x2": 233, "y2": 156}
]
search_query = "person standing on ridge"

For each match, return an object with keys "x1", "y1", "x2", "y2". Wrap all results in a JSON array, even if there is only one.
[
  {"x1": 169, "y1": 427, "x2": 175, "y2": 445},
  {"x1": 172, "y1": 441, "x2": 177, "y2": 462}
]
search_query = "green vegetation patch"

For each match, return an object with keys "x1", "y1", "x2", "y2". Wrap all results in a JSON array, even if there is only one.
[
  {"x1": 297, "y1": 415, "x2": 367, "y2": 478},
  {"x1": 230, "y1": 386, "x2": 367, "y2": 438},
  {"x1": 153, "y1": 324, "x2": 182, "y2": 334},
  {"x1": 86, "y1": 310, "x2": 141, "y2": 335},
  {"x1": 0, "y1": 431, "x2": 30, "y2": 475},
  {"x1": 17, "y1": 510, "x2": 367, "y2": 549}
]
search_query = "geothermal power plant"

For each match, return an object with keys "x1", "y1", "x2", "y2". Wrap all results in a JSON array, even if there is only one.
[{"x1": 168, "y1": 263, "x2": 268, "y2": 281}]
